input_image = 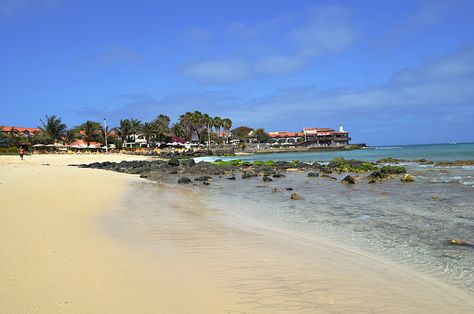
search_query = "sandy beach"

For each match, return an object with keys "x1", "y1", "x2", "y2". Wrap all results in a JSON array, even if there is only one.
[
  {"x1": 0, "y1": 154, "x2": 235, "y2": 313},
  {"x1": 1, "y1": 154, "x2": 474, "y2": 313}
]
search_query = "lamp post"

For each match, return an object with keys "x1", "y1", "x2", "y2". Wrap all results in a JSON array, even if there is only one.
[
  {"x1": 103, "y1": 118, "x2": 108, "y2": 153},
  {"x1": 207, "y1": 124, "x2": 211, "y2": 149}
]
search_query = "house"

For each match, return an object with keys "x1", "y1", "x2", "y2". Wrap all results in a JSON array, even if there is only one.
[
  {"x1": 267, "y1": 131, "x2": 304, "y2": 145},
  {"x1": 1, "y1": 126, "x2": 41, "y2": 146},
  {"x1": 269, "y1": 124, "x2": 351, "y2": 147},
  {"x1": 1, "y1": 126, "x2": 40, "y2": 136}
]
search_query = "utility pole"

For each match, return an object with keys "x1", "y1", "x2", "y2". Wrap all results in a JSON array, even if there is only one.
[
  {"x1": 103, "y1": 118, "x2": 108, "y2": 153},
  {"x1": 207, "y1": 124, "x2": 211, "y2": 149}
]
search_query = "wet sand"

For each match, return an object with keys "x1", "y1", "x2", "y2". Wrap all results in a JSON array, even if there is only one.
[
  {"x1": 1, "y1": 154, "x2": 473, "y2": 313},
  {"x1": 106, "y1": 179, "x2": 474, "y2": 313}
]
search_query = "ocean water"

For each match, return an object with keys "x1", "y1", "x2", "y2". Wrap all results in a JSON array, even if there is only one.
[
  {"x1": 189, "y1": 143, "x2": 474, "y2": 292},
  {"x1": 196, "y1": 142, "x2": 474, "y2": 163},
  {"x1": 104, "y1": 144, "x2": 474, "y2": 313},
  {"x1": 193, "y1": 165, "x2": 474, "y2": 293},
  {"x1": 107, "y1": 142, "x2": 474, "y2": 299},
  {"x1": 104, "y1": 178, "x2": 474, "y2": 312}
]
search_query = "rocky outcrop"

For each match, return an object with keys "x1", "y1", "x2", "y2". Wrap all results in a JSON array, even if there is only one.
[
  {"x1": 75, "y1": 157, "x2": 411, "y2": 188},
  {"x1": 168, "y1": 158, "x2": 180, "y2": 167},
  {"x1": 447, "y1": 238, "x2": 473, "y2": 247},
  {"x1": 435, "y1": 160, "x2": 474, "y2": 167},
  {"x1": 341, "y1": 175, "x2": 356, "y2": 184},
  {"x1": 400, "y1": 174, "x2": 414, "y2": 182},
  {"x1": 321, "y1": 174, "x2": 337, "y2": 180},
  {"x1": 178, "y1": 177, "x2": 192, "y2": 184},
  {"x1": 195, "y1": 175, "x2": 213, "y2": 182},
  {"x1": 290, "y1": 192, "x2": 302, "y2": 200},
  {"x1": 263, "y1": 176, "x2": 273, "y2": 182},
  {"x1": 242, "y1": 173, "x2": 258, "y2": 179}
]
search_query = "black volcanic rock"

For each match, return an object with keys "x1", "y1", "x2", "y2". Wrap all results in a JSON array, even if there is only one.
[
  {"x1": 168, "y1": 158, "x2": 180, "y2": 167},
  {"x1": 178, "y1": 177, "x2": 192, "y2": 184},
  {"x1": 263, "y1": 176, "x2": 273, "y2": 182}
]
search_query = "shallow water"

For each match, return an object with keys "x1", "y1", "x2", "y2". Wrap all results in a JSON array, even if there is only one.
[
  {"x1": 103, "y1": 179, "x2": 474, "y2": 313},
  {"x1": 100, "y1": 143, "x2": 474, "y2": 310},
  {"x1": 193, "y1": 164, "x2": 474, "y2": 293}
]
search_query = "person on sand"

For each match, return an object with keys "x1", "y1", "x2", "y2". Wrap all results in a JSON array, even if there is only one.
[{"x1": 19, "y1": 147, "x2": 25, "y2": 160}]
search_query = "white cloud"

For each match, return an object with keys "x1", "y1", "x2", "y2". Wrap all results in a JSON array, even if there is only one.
[
  {"x1": 100, "y1": 47, "x2": 142, "y2": 64},
  {"x1": 182, "y1": 5, "x2": 356, "y2": 84},
  {"x1": 0, "y1": 0, "x2": 60, "y2": 17},
  {"x1": 182, "y1": 60, "x2": 250, "y2": 84},
  {"x1": 88, "y1": 46, "x2": 474, "y2": 144},
  {"x1": 256, "y1": 55, "x2": 305, "y2": 76},
  {"x1": 223, "y1": 45, "x2": 474, "y2": 125},
  {"x1": 290, "y1": 5, "x2": 355, "y2": 57}
]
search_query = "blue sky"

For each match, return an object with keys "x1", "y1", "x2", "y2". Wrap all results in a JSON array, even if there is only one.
[{"x1": 1, "y1": 0, "x2": 473, "y2": 145}]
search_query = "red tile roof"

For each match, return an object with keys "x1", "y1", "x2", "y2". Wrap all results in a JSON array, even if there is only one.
[
  {"x1": 268, "y1": 131, "x2": 304, "y2": 138},
  {"x1": 1, "y1": 126, "x2": 41, "y2": 133}
]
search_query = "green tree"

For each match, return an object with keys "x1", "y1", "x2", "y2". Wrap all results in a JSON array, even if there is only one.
[
  {"x1": 79, "y1": 121, "x2": 102, "y2": 146},
  {"x1": 202, "y1": 113, "x2": 213, "y2": 144},
  {"x1": 170, "y1": 122, "x2": 187, "y2": 138},
  {"x1": 116, "y1": 118, "x2": 141, "y2": 144},
  {"x1": 231, "y1": 126, "x2": 253, "y2": 140},
  {"x1": 152, "y1": 114, "x2": 171, "y2": 141},
  {"x1": 254, "y1": 128, "x2": 269, "y2": 143},
  {"x1": 31, "y1": 131, "x2": 49, "y2": 145},
  {"x1": 39, "y1": 115, "x2": 67, "y2": 144},
  {"x1": 212, "y1": 116, "x2": 223, "y2": 143},
  {"x1": 129, "y1": 118, "x2": 142, "y2": 135},
  {"x1": 5, "y1": 127, "x2": 20, "y2": 147},
  {"x1": 140, "y1": 122, "x2": 156, "y2": 147},
  {"x1": 64, "y1": 129, "x2": 79, "y2": 145},
  {"x1": 222, "y1": 118, "x2": 232, "y2": 142},
  {"x1": 179, "y1": 111, "x2": 204, "y2": 142}
]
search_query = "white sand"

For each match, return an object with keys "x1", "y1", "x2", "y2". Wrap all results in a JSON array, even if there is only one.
[
  {"x1": 0, "y1": 154, "x2": 234, "y2": 313},
  {"x1": 1, "y1": 154, "x2": 473, "y2": 313}
]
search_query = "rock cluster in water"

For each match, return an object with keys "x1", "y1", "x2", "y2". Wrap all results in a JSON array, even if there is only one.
[{"x1": 74, "y1": 157, "x2": 415, "y2": 187}]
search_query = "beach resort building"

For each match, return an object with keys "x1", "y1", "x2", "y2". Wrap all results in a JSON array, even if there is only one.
[
  {"x1": 1, "y1": 126, "x2": 40, "y2": 136},
  {"x1": 269, "y1": 125, "x2": 351, "y2": 147},
  {"x1": 0, "y1": 126, "x2": 40, "y2": 146}
]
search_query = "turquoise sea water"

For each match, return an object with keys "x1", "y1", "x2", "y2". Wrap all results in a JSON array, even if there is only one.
[
  {"x1": 199, "y1": 142, "x2": 474, "y2": 163},
  {"x1": 190, "y1": 142, "x2": 474, "y2": 292},
  {"x1": 109, "y1": 142, "x2": 474, "y2": 296}
]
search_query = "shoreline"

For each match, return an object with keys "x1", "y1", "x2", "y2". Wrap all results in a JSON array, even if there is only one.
[
  {"x1": 0, "y1": 154, "x2": 236, "y2": 313},
  {"x1": 106, "y1": 178, "x2": 474, "y2": 312},
  {"x1": 1, "y1": 154, "x2": 474, "y2": 313}
]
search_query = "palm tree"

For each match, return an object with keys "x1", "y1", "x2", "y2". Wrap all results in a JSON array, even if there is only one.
[
  {"x1": 152, "y1": 114, "x2": 171, "y2": 141},
  {"x1": 80, "y1": 121, "x2": 102, "y2": 146},
  {"x1": 63, "y1": 129, "x2": 79, "y2": 145},
  {"x1": 39, "y1": 115, "x2": 67, "y2": 144},
  {"x1": 254, "y1": 128, "x2": 269, "y2": 143},
  {"x1": 191, "y1": 111, "x2": 204, "y2": 141},
  {"x1": 117, "y1": 119, "x2": 132, "y2": 143},
  {"x1": 202, "y1": 113, "x2": 213, "y2": 145},
  {"x1": 129, "y1": 119, "x2": 142, "y2": 134},
  {"x1": 6, "y1": 127, "x2": 20, "y2": 147},
  {"x1": 179, "y1": 112, "x2": 195, "y2": 141},
  {"x1": 213, "y1": 116, "x2": 223, "y2": 143},
  {"x1": 170, "y1": 123, "x2": 186, "y2": 138},
  {"x1": 141, "y1": 122, "x2": 156, "y2": 147},
  {"x1": 222, "y1": 118, "x2": 233, "y2": 143},
  {"x1": 129, "y1": 118, "x2": 142, "y2": 145}
]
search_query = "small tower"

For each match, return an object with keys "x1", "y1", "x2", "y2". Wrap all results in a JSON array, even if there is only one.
[{"x1": 339, "y1": 123, "x2": 345, "y2": 132}]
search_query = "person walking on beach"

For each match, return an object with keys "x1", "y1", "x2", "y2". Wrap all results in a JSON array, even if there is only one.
[{"x1": 19, "y1": 147, "x2": 25, "y2": 160}]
